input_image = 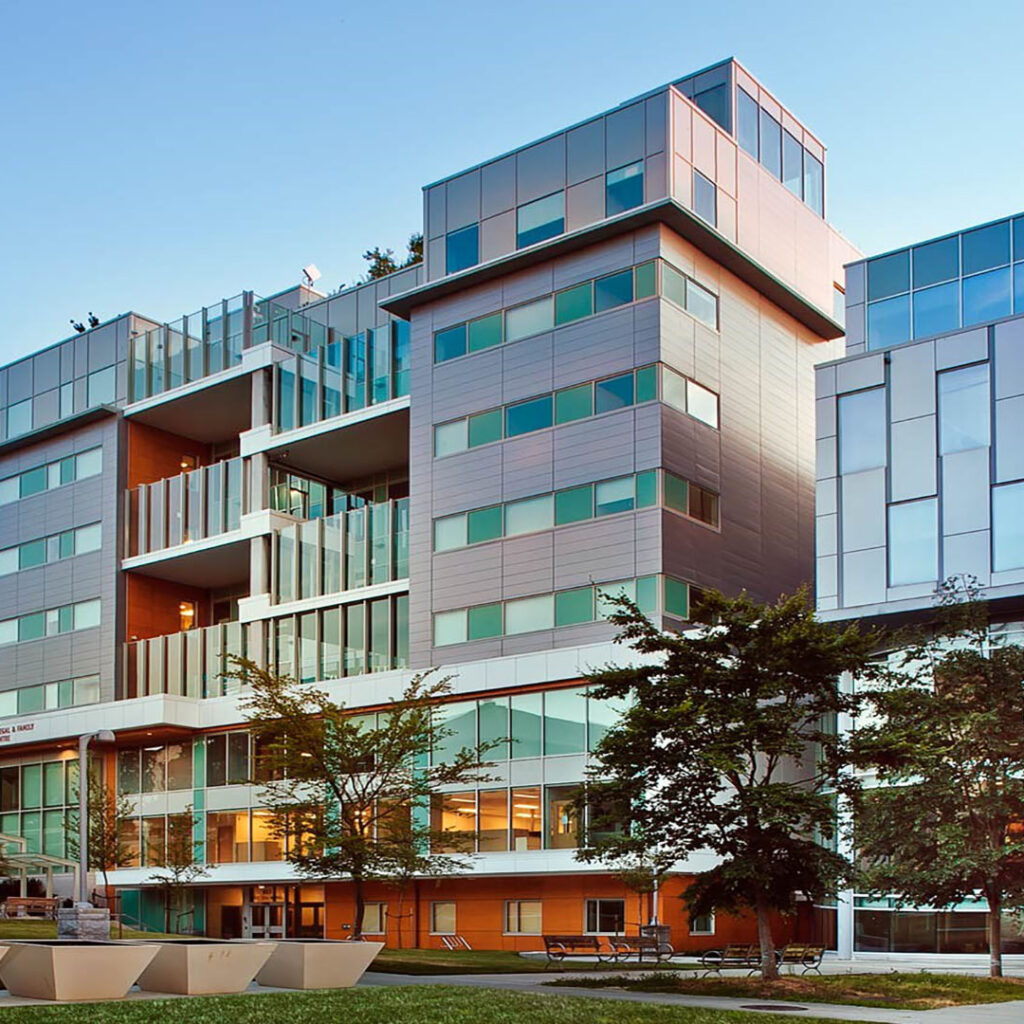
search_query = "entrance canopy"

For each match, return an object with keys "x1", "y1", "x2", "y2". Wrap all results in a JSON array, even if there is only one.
[{"x1": 0, "y1": 833, "x2": 78, "y2": 898}]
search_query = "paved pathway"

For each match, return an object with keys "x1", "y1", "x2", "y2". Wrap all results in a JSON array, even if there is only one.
[{"x1": 361, "y1": 970, "x2": 1024, "y2": 1024}]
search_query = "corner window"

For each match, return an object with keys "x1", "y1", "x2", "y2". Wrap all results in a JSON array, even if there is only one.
[
  {"x1": 446, "y1": 224, "x2": 479, "y2": 275},
  {"x1": 516, "y1": 193, "x2": 564, "y2": 249},
  {"x1": 585, "y1": 898, "x2": 625, "y2": 934},
  {"x1": 605, "y1": 161, "x2": 644, "y2": 216},
  {"x1": 693, "y1": 171, "x2": 716, "y2": 227}
]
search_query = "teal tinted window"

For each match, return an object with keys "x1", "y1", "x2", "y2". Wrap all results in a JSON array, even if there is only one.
[
  {"x1": 479, "y1": 698, "x2": 509, "y2": 758},
  {"x1": 555, "y1": 485, "x2": 592, "y2": 525},
  {"x1": 510, "y1": 693, "x2": 542, "y2": 758},
  {"x1": 963, "y1": 267, "x2": 1012, "y2": 326},
  {"x1": 1016, "y1": 265, "x2": 1024, "y2": 314},
  {"x1": 635, "y1": 262, "x2": 656, "y2": 299},
  {"x1": 468, "y1": 409, "x2": 502, "y2": 447},
  {"x1": 962, "y1": 221, "x2": 1010, "y2": 275},
  {"x1": 737, "y1": 88, "x2": 759, "y2": 158},
  {"x1": 18, "y1": 686, "x2": 43, "y2": 713},
  {"x1": 636, "y1": 576, "x2": 658, "y2": 615},
  {"x1": 555, "y1": 587, "x2": 593, "y2": 626},
  {"x1": 913, "y1": 236, "x2": 959, "y2": 288},
  {"x1": 635, "y1": 470, "x2": 657, "y2": 508},
  {"x1": 605, "y1": 161, "x2": 644, "y2": 216},
  {"x1": 467, "y1": 506, "x2": 502, "y2": 544},
  {"x1": 662, "y1": 264, "x2": 686, "y2": 307},
  {"x1": 868, "y1": 251, "x2": 910, "y2": 301},
  {"x1": 20, "y1": 468, "x2": 46, "y2": 498},
  {"x1": 467, "y1": 604, "x2": 502, "y2": 641},
  {"x1": 544, "y1": 689, "x2": 586, "y2": 755},
  {"x1": 595, "y1": 477, "x2": 635, "y2": 516},
  {"x1": 59, "y1": 531, "x2": 75, "y2": 558},
  {"x1": 517, "y1": 193, "x2": 564, "y2": 249},
  {"x1": 19, "y1": 613, "x2": 45, "y2": 642},
  {"x1": 664, "y1": 473, "x2": 688, "y2": 513},
  {"x1": 505, "y1": 495, "x2": 553, "y2": 536},
  {"x1": 468, "y1": 314, "x2": 502, "y2": 353},
  {"x1": 446, "y1": 224, "x2": 479, "y2": 274},
  {"x1": 1015, "y1": 218, "x2": 1024, "y2": 259},
  {"x1": 694, "y1": 83, "x2": 729, "y2": 131},
  {"x1": 554, "y1": 283, "x2": 593, "y2": 325},
  {"x1": 434, "y1": 325, "x2": 467, "y2": 363},
  {"x1": 664, "y1": 578, "x2": 689, "y2": 617},
  {"x1": 913, "y1": 282, "x2": 959, "y2": 338},
  {"x1": 21, "y1": 765, "x2": 41, "y2": 808},
  {"x1": 635, "y1": 365, "x2": 657, "y2": 403},
  {"x1": 594, "y1": 271, "x2": 633, "y2": 312},
  {"x1": 693, "y1": 171, "x2": 717, "y2": 226},
  {"x1": 19, "y1": 540, "x2": 45, "y2": 569},
  {"x1": 595, "y1": 374, "x2": 634, "y2": 413},
  {"x1": 506, "y1": 395, "x2": 553, "y2": 437},
  {"x1": 555, "y1": 384, "x2": 592, "y2": 424},
  {"x1": 868, "y1": 294, "x2": 910, "y2": 350},
  {"x1": 687, "y1": 280, "x2": 718, "y2": 327}
]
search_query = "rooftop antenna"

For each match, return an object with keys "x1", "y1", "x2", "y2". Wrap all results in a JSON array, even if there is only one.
[{"x1": 302, "y1": 264, "x2": 322, "y2": 288}]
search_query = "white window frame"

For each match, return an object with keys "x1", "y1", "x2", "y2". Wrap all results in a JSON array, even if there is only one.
[
  {"x1": 689, "y1": 911, "x2": 715, "y2": 935},
  {"x1": 430, "y1": 900, "x2": 456, "y2": 935},
  {"x1": 504, "y1": 899, "x2": 542, "y2": 936}
]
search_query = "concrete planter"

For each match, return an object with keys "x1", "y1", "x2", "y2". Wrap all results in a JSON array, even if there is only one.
[
  {"x1": 134, "y1": 939, "x2": 275, "y2": 995},
  {"x1": 0, "y1": 941, "x2": 158, "y2": 1001},
  {"x1": 256, "y1": 939, "x2": 384, "y2": 990}
]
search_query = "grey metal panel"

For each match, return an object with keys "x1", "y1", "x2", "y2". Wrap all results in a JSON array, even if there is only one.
[
  {"x1": 567, "y1": 119, "x2": 605, "y2": 186},
  {"x1": 817, "y1": 554, "x2": 838, "y2": 598},
  {"x1": 844, "y1": 303, "x2": 865, "y2": 351},
  {"x1": 943, "y1": 529, "x2": 990, "y2": 583},
  {"x1": 7, "y1": 359, "x2": 32, "y2": 403},
  {"x1": 889, "y1": 340, "x2": 935, "y2": 421},
  {"x1": 606, "y1": 101, "x2": 645, "y2": 169},
  {"x1": 835, "y1": 353, "x2": 884, "y2": 394},
  {"x1": 356, "y1": 283, "x2": 377, "y2": 332},
  {"x1": 845, "y1": 262, "x2": 865, "y2": 306},
  {"x1": 516, "y1": 136, "x2": 566, "y2": 205},
  {"x1": 566, "y1": 177, "x2": 605, "y2": 233},
  {"x1": 501, "y1": 430, "x2": 554, "y2": 497},
  {"x1": 644, "y1": 92, "x2": 667, "y2": 155},
  {"x1": 815, "y1": 365, "x2": 836, "y2": 399},
  {"x1": 816, "y1": 512, "x2": 837, "y2": 557},
  {"x1": 500, "y1": 264, "x2": 555, "y2": 309},
  {"x1": 431, "y1": 448, "x2": 504, "y2": 518},
  {"x1": 431, "y1": 544, "x2": 503, "y2": 609},
  {"x1": 935, "y1": 327, "x2": 988, "y2": 371},
  {"x1": 890, "y1": 415, "x2": 937, "y2": 501},
  {"x1": 427, "y1": 237, "x2": 445, "y2": 281},
  {"x1": 446, "y1": 171, "x2": 481, "y2": 232},
  {"x1": 553, "y1": 307, "x2": 636, "y2": 390},
  {"x1": 552, "y1": 411, "x2": 638, "y2": 490},
  {"x1": 994, "y1": 318, "x2": 1024, "y2": 399},
  {"x1": 431, "y1": 349, "x2": 502, "y2": 421},
  {"x1": 553, "y1": 517, "x2": 636, "y2": 590},
  {"x1": 816, "y1": 437, "x2": 837, "y2": 480},
  {"x1": 996, "y1": 395, "x2": 1024, "y2": 483},
  {"x1": 644, "y1": 153, "x2": 668, "y2": 204},
  {"x1": 481, "y1": 156, "x2": 516, "y2": 219},
  {"x1": 426, "y1": 184, "x2": 446, "y2": 239},
  {"x1": 841, "y1": 547, "x2": 886, "y2": 608},
  {"x1": 816, "y1": 477, "x2": 837, "y2": 516},
  {"x1": 840, "y1": 467, "x2": 885, "y2": 552},
  {"x1": 941, "y1": 448, "x2": 990, "y2": 536},
  {"x1": 816, "y1": 397, "x2": 836, "y2": 439},
  {"x1": 501, "y1": 532, "x2": 554, "y2": 599},
  {"x1": 60, "y1": 343, "x2": 74, "y2": 384},
  {"x1": 87, "y1": 326, "x2": 116, "y2": 371}
]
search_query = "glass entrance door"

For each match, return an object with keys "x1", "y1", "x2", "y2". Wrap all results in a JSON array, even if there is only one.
[{"x1": 244, "y1": 886, "x2": 288, "y2": 939}]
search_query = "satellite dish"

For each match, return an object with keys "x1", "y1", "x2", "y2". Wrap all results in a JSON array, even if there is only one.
[{"x1": 302, "y1": 264, "x2": 322, "y2": 286}]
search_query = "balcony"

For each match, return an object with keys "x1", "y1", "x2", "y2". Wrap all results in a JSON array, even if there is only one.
[{"x1": 123, "y1": 621, "x2": 252, "y2": 699}]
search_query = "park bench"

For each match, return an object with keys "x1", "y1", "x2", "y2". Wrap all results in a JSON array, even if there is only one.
[
  {"x1": 1, "y1": 896, "x2": 60, "y2": 919},
  {"x1": 777, "y1": 943, "x2": 825, "y2": 975},
  {"x1": 542, "y1": 934, "x2": 610, "y2": 968},
  {"x1": 699, "y1": 942, "x2": 762, "y2": 976},
  {"x1": 609, "y1": 934, "x2": 675, "y2": 963}
]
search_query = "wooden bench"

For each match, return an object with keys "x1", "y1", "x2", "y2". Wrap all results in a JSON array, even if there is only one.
[
  {"x1": 1, "y1": 897, "x2": 60, "y2": 920},
  {"x1": 777, "y1": 943, "x2": 825, "y2": 975},
  {"x1": 699, "y1": 942, "x2": 762, "y2": 976},
  {"x1": 542, "y1": 934, "x2": 610, "y2": 968},
  {"x1": 609, "y1": 934, "x2": 675, "y2": 963}
]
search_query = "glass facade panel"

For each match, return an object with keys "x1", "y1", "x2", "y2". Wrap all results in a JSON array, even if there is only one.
[
  {"x1": 594, "y1": 373, "x2": 633, "y2": 413},
  {"x1": 938, "y1": 363, "x2": 990, "y2": 454},
  {"x1": 555, "y1": 282, "x2": 593, "y2": 325},
  {"x1": 517, "y1": 192, "x2": 564, "y2": 248},
  {"x1": 888, "y1": 499, "x2": 938, "y2": 586},
  {"x1": 913, "y1": 282, "x2": 959, "y2": 338},
  {"x1": 555, "y1": 587, "x2": 593, "y2": 626},
  {"x1": 759, "y1": 109, "x2": 781, "y2": 178},
  {"x1": 868, "y1": 294, "x2": 911, "y2": 349},
  {"x1": 913, "y1": 236, "x2": 959, "y2": 288},
  {"x1": 468, "y1": 408, "x2": 502, "y2": 448},
  {"x1": 506, "y1": 298, "x2": 553, "y2": 342},
  {"x1": 505, "y1": 495, "x2": 553, "y2": 536},
  {"x1": 555, "y1": 485, "x2": 592, "y2": 525},
  {"x1": 510, "y1": 694, "x2": 542, "y2": 758},
  {"x1": 434, "y1": 419, "x2": 468, "y2": 457},
  {"x1": 446, "y1": 224, "x2": 479, "y2": 274},
  {"x1": 868, "y1": 251, "x2": 910, "y2": 302},
  {"x1": 504, "y1": 594, "x2": 554, "y2": 635},
  {"x1": 555, "y1": 384, "x2": 592, "y2": 424},
  {"x1": 478, "y1": 789, "x2": 509, "y2": 852},
  {"x1": 595, "y1": 477, "x2": 635, "y2": 516},
  {"x1": 467, "y1": 603, "x2": 502, "y2": 641},
  {"x1": 693, "y1": 171, "x2": 716, "y2": 226},
  {"x1": 782, "y1": 130, "x2": 803, "y2": 197},
  {"x1": 737, "y1": 87, "x2": 759, "y2": 157},
  {"x1": 467, "y1": 506, "x2": 502, "y2": 544},
  {"x1": 838, "y1": 388, "x2": 887, "y2": 473},
  {"x1": 804, "y1": 153, "x2": 823, "y2": 217},
  {"x1": 544, "y1": 689, "x2": 586, "y2": 755},
  {"x1": 594, "y1": 271, "x2": 633, "y2": 312},
  {"x1": 434, "y1": 325, "x2": 466, "y2": 363},
  {"x1": 545, "y1": 784, "x2": 578, "y2": 849},
  {"x1": 511, "y1": 787, "x2": 541, "y2": 850},
  {"x1": 962, "y1": 267, "x2": 1012, "y2": 326},
  {"x1": 468, "y1": 314, "x2": 502, "y2": 353},
  {"x1": 962, "y1": 221, "x2": 1010, "y2": 275},
  {"x1": 505, "y1": 395, "x2": 553, "y2": 437},
  {"x1": 605, "y1": 161, "x2": 644, "y2": 216},
  {"x1": 993, "y1": 482, "x2": 1024, "y2": 571}
]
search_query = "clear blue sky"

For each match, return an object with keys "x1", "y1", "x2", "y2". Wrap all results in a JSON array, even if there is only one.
[{"x1": 2, "y1": 0, "x2": 1022, "y2": 364}]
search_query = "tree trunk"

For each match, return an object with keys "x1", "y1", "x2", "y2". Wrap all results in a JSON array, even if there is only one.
[
  {"x1": 396, "y1": 887, "x2": 406, "y2": 949},
  {"x1": 352, "y1": 876, "x2": 365, "y2": 939},
  {"x1": 164, "y1": 888, "x2": 171, "y2": 934},
  {"x1": 755, "y1": 894, "x2": 779, "y2": 980},
  {"x1": 987, "y1": 894, "x2": 1003, "y2": 978}
]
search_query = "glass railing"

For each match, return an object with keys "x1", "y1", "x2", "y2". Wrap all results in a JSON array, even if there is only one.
[
  {"x1": 123, "y1": 621, "x2": 253, "y2": 699},
  {"x1": 125, "y1": 458, "x2": 246, "y2": 557},
  {"x1": 273, "y1": 321, "x2": 410, "y2": 433},
  {"x1": 272, "y1": 498, "x2": 409, "y2": 604}
]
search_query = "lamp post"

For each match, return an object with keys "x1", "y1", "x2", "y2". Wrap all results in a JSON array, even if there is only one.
[{"x1": 77, "y1": 729, "x2": 115, "y2": 905}]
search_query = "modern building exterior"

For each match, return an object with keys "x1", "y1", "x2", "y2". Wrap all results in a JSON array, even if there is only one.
[
  {"x1": 817, "y1": 212, "x2": 1024, "y2": 957},
  {"x1": 0, "y1": 58, "x2": 855, "y2": 948}
]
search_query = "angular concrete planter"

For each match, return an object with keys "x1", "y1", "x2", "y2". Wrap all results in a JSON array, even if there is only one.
[
  {"x1": 0, "y1": 941, "x2": 158, "y2": 1001},
  {"x1": 256, "y1": 939, "x2": 384, "y2": 990},
  {"x1": 135, "y1": 939, "x2": 275, "y2": 995}
]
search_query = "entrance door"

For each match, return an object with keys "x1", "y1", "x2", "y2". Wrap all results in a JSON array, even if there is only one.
[{"x1": 243, "y1": 886, "x2": 288, "y2": 939}]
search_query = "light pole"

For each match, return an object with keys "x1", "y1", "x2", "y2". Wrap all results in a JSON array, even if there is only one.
[{"x1": 77, "y1": 729, "x2": 115, "y2": 905}]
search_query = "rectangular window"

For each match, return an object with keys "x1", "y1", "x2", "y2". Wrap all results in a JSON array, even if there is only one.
[
  {"x1": 506, "y1": 297, "x2": 554, "y2": 342},
  {"x1": 888, "y1": 499, "x2": 938, "y2": 586},
  {"x1": 517, "y1": 192, "x2": 564, "y2": 249},
  {"x1": 804, "y1": 152, "x2": 824, "y2": 216},
  {"x1": 504, "y1": 594, "x2": 554, "y2": 635},
  {"x1": 510, "y1": 694, "x2": 542, "y2": 758},
  {"x1": 594, "y1": 270, "x2": 634, "y2": 312},
  {"x1": 913, "y1": 282, "x2": 959, "y2": 338},
  {"x1": 446, "y1": 224, "x2": 479, "y2": 274},
  {"x1": 585, "y1": 898, "x2": 625, "y2": 934},
  {"x1": 545, "y1": 784, "x2": 578, "y2": 849},
  {"x1": 782, "y1": 131, "x2": 803, "y2": 198},
  {"x1": 963, "y1": 267, "x2": 1012, "y2": 326},
  {"x1": 606, "y1": 161, "x2": 644, "y2": 216},
  {"x1": 467, "y1": 506, "x2": 502, "y2": 544},
  {"x1": 962, "y1": 221, "x2": 1010, "y2": 275},
  {"x1": 913, "y1": 236, "x2": 959, "y2": 288},
  {"x1": 544, "y1": 688, "x2": 586, "y2": 755},
  {"x1": 434, "y1": 514, "x2": 468, "y2": 552},
  {"x1": 838, "y1": 388, "x2": 887, "y2": 473},
  {"x1": 555, "y1": 586, "x2": 594, "y2": 627},
  {"x1": 555, "y1": 384, "x2": 592, "y2": 424},
  {"x1": 759, "y1": 109, "x2": 782, "y2": 178},
  {"x1": 693, "y1": 171, "x2": 716, "y2": 227},
  {"x1": 468, "y1": 314, "x2": 502, "y2": 353},
  {"x1": 736, "y1": 88, "x2": 759, "y2": 158},
  {"x1": 505, "y1": 899, "x2": 542, "y2": 935},
  {"x1": 505, "y1": 395, "x2": 553, "y2": 438},
  {"x1": 468, "y1": 409, "x2": 502, "y2": 448},
  {"x1": 434, "y1": 324, "x2": 467, "y2": 363},
  {"x1": 595, "y1": 477, "x2": 635, "y2": 516},
  {"x1": 511, "y1": 787, "x2": 542, "y2": 850},
  {"x1": 467, "y1": 603, "x2": 502, "y2": 641},
  {"x1": 505, "y1": 495, "x2": 554, "y2": 537},
  {"x1": 430, "y1": 901, "x2": 456, "y2": 935},
  {"x1": 690, "y1": 913, "x2": 715, "y2": 935},
  {"x1": 686, "y1": 279, "x2": 718, "y2": 328},
  {"x1": 868, "y1": 294, "x2": 911, "y2": 350},
  {"x1": 478, "y1": 789, "x2": 509, "y2": 852},
  {"x1": 555, "y1": 282, "x2": 593, "y2": 325},
  {"x1": 434, "y1": 419, "x2": 468, "y2": 457},
  {"x1": 686, "y1": 380, "x2": 719, "y2": 428},
  {"x1": 938, "y1": 364, "x2": 990, "y2": 454},
  {"x1": 363, "y1": 902, "x2": 387, "y2": 935},
  {"x1": 594, "y1": 373, "x2": 634, "y2": 414},
  {"x1": 555, "y1": 485, "x2": 593, "y2": 525},
  {"x1": 434, "y1": 609, "x2": 467, "y2": 647}
]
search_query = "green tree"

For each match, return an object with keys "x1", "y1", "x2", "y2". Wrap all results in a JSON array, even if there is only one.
[
  {"x1": 148, "y1": 807, "x2": 206, "y2": 933},
  {"x1": 361, "y1": 246, "x2": 399, "y2": 280},
  {"x1": 847, "y1": 576, "x2": 1024, "y2": 977},
  {"x1": 234, "y1": 660, "x2": 492, "y2": 938},
  {"x1": 402, "y1": 233, "x2": 423, "y2": 268},
  {"x1": 578, "y1": 589, "x2": 875, "y2": 979},
  {"x1": 65, "y1": 776, "x2": 136, "y2": 899}
]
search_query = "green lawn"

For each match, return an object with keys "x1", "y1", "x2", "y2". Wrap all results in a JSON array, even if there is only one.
[
  {"x1": 0, "y1": 919, "x2": 176, "y2": 941},
  {"x1": 548, "y1": 971, "x2": 1024, "y2": 1010},
  {"x1": 0, "y1": 985, "x2": 837, "y2": 1023},
  {"x1": 372, "y1": 947, "x2": 697, "y2": 975}
]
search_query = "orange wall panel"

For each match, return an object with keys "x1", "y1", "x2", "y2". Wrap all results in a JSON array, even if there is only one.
[
  {"x1": 127, "y1": 422, "x2": 210, "y2": 489},
  {"x1": 125, "y1": 574, "x2": 209, "y2": 641}
]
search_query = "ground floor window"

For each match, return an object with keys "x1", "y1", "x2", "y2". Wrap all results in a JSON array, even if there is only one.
[
  {"x1": 431, "y1": 900, "x2": 456, "y2": 935},
  {"x1": 689, "y1": 912, "x2": 714, "y2": 935},
  {"x1": 585, "y1": 898, "x2": 625, "y2": 934},
  {"x1": 363, "y1": 901, "x2": 387, "y2": 935},
  {"x1": 505, "y1": 899, "x2": 542, "y2": 935},
  {"x1": 854, "y1": 908, "x2": 1024, "y2": 954}
]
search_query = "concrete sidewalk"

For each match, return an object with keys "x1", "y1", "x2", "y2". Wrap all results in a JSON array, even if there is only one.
[{"x1": 360, "y1": 970, "x2": 1024, "y2": 1024}]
